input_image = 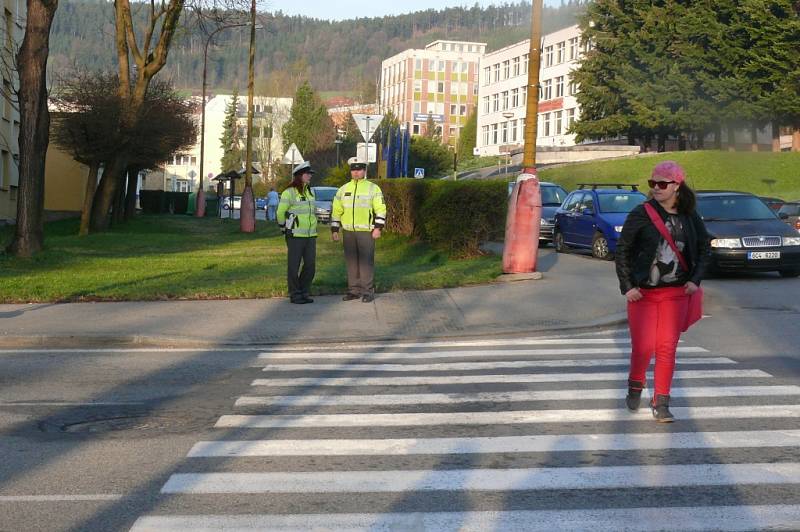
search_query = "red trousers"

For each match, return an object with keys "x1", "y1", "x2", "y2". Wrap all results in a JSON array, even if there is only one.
[{"x1": 627, "y1": 286, "x2": 689, "y2": 396}]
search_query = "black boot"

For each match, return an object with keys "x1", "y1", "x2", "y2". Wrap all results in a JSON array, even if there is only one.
[
  {"x1": 626, "y1": 379, "x2": 644, "y2": 412},
  {"x1": 651, "y1": 394, "x2": 674, "y2": 423}
]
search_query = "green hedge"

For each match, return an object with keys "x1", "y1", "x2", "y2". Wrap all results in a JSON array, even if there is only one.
[{"x1": 377, "y1": 178, "x2": 508, "y2": 257}]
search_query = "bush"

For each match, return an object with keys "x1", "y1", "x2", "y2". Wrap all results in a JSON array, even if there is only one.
[
  {"x1": 322, "y1": 163, "x2": 350, "y2": 188},
  {"x1": 409, "y1": 136, "x2": 453, "y2": 178},
  {"x1": 138, "y1": 190, "x2": 190, "y2": 214},
  {"x1": 375, "y1": 178, "x2": 507, "y2": 257},
  {"x1": 419, "y1": 180, "x2": 507, "y2": 257}
]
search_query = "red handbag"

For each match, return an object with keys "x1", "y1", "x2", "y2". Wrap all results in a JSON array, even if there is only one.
[{"x1": 643, "y1": 203, "x2": 704, "y2": 332}]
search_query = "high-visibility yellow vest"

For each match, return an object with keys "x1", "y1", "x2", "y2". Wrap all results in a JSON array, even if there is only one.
[
  {"x1": 331, "y1": 179, "x2": 386, "y2": 232},
  {"x1": 277, "y1": 185, "x2": 318, "y2": 238}
]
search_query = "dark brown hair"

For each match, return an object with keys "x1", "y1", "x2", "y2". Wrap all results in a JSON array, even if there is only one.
[
  {"x1": 675, "y1": 182, "x2": 697, "y2": 215},
  {"x1": 289, "y1": 173, "x2": 306, "y2": 194}
]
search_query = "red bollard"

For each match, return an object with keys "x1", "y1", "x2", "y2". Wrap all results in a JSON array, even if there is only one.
[{"x1": 502, "y1": 169, "x2": 542, "y2": 273}]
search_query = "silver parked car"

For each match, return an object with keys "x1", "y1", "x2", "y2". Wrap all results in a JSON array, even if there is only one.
[{"x1": 311, "y1": 186, "x2": 338, "y2": 224}]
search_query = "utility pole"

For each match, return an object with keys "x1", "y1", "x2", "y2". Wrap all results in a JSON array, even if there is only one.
[
  {"x1": 240, "y1": 0, "x2": 257, "y2": 232},
  {"x1": 522, "y1": 0, "x2": 543, "y2": 172}
]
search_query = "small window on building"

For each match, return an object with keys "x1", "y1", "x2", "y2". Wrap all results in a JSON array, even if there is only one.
[
  {"x1": 502, "y1": 91, "x2": 509, "y2": 110},
  {"x1": 492, "y1": 93, "x2": 499, "y2": 112},
  {"x1": 557, "y1": 41, "x2": 565, "y2": 64},
  {"x1": 502, "y1": 60, "x2": 510, "y2": 79},
  {"x1": 554, "y1": 110, "x2": 563, "y2": 135},
  {"x1": 483, "y1": 96, "x2": 490, "y2": 114},
  {"x1": 556, "y1": 76, "x2": 564, "y2": 98},
  {"x1": 511, "y1": 88, "x2": 519, "y2": 108},
  {"x1": 413, "y1": 124, "x2": 420, "y2": 134},
  {"x1": 491, "y1": 123, "x2": 498, "y2": 144},
  {"x1": 512, "y1": 57, "x2": 520, "y2": 77},
  {"x1": 482, "y1": 125, "x2": 490, "y2": 146},
  {"x1": 483, "y1": 66, "x2": 491, "y2": 85},
  {"x1": 545, "y1": 46, "x2": 553, "y2": 67}
]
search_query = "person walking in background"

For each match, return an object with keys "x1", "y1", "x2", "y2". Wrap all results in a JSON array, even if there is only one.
[
  {"x1": 330, "y1": 156, "x2": 387, "y2": 303},
  {"x1": 277, "y1": 162, "x2": 317, "y2": 304},
  {"x1": 266, "y1": 187, "x2": 279, "y2": 222},
  {"x1": 615, "y1": 161, "x2": 711, "y2": 422}
]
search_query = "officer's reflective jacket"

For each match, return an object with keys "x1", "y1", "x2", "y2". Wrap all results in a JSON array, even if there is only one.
[
  {"x1": 277, "y1": 185, "x2": 318, "y2": 237},
  {"x1": 331, "y1": 179, "x2": 387, "y2": 232}
]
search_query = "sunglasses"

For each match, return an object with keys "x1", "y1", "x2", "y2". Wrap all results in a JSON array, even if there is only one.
[{"x1": 648, "y1": 180, "x2": 676, "y2": 190}]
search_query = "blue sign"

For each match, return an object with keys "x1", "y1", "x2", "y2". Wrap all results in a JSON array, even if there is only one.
[
  {"x1": 413, "y1": 113, "x2": 445, "y2": 123},
  {"x1": 414, "y1": 168, "x2": 425, "y2": 178}
]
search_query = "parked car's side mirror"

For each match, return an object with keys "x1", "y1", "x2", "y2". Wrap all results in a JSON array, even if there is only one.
[{"x1": 779, "y1": 212, "x2": 789, "y2": 220}]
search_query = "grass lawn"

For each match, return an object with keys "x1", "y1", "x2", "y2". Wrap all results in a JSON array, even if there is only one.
[
  {"x1": 0, "y1": 216, "x2": 502, "y2": 303},
  {"x1": 539, "y1": 151, "x2": 800, "y2": 199}
]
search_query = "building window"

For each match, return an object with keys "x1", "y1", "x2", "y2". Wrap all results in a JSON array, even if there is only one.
[
  {"x1": 566, "y1": 108, "x2": 576, "y2": 129},
  {"x1": 545, "y1": 46, "x2": 553, "y2": 67},
  {"x1": 482, "y1": 125, "x2": 490, "y2": 146},
  {"x1": 492, "y1": 93, "x2": 499, "y2": 112},
  {"x1": 483, "y1": 96, "x2": 490, "y2": 114},
  {"x1": 437, "y1": 81, "x2": 445, "y2": 93},
  {"x1": 491, "y1": 123, "x2": 498, "y2": 144},
  {"x1": 414, "y1": 101, "x2": 421, "y2": 113},
  {"x1": 554, "y1": 111, "x2": 563, "y2": 135},
  {"x1": 557, "y1": 41, "x2": 566, "y2": 64},
  {"x1": 483, "y1": 66, "x2": 491, "y2": 85},
  {"x1": 569, "y1": 37, "x2": 579, "y2": 60},
  {"x1": 501, "y1": 121, "x2": 508, "y2": 144},
  {"x1": 415, "y1": 58, "x2": 422, "y2": 70},
  {"x1": 460, "y1": 104, "x2": 466, "y2": 115},
  {"x1": 414, "y1": 79, "x2": 422, "y2": 92},
  {"x1": 510, "y1": 119, "x2": 517, "y2": 142},
  {"x1": 450, "y1": 104, "x2": 458, "y2": 115},
  {"x1": 569, "y1": 78, "x2": 578, "y2": 96},
  {"x1": 543, "y1": 113, "x2": 551, "y2": 136},
  {"x1": 512, "y1": 57, "x2": 520, "y2": 77},
  {"x1": 493, "y1": 63, "x2": 500, "y2": 82},
  {"x1": 521, "y1": 85, "x2": 527, "y2": 104},
  {"x1": 556, "y1": 76, "x2": 564, "y2": 98},
  {"x1": 502, "y1": 91, "x2": 509, "y2": 110},
  {"x1": 543, "y1": 79, "x2": 552, "y2": 100},
  {"x1": 511, "y1": 88, "x2": 519, "y2": 108},
  {"x1": 502, "y1": 60, "x2": 510, "y2": 79},
  {"x1": 523, "y1": 54, "x2": 529, "y2": 74},
  {"x1": 190, "y1": 156, "x2": 197, "y2": 165},
  {"x1": 413, "y1": 124, "x2": 420, "y2": 134},
  {"x1": 438, "y1": 60, "x2": 446, "y2": 72}
]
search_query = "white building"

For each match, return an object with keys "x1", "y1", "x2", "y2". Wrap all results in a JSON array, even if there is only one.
[
  {"x1": 380, "y1": 40, "x2": 486, "y2": 144},
  {"x1": 143, "y1": 94, "x2": 293, "y2": 192},
  {"x1": 0, "y1": 0, "x2": 23, "y2": 222},
  {"x1": 477, "y1": 25, "x2": 583, "y2": 157}
]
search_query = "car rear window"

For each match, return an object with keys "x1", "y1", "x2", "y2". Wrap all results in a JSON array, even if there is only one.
[
  {"x1": 778, "y1": 204, "x2": 800, "y2": 216},
  {"x1": 541, "y1": 186, "x2": 567, "y2": 206},
  {"x1": 698, "y1": 196, "x2": 777, "y2": 221},
  {"x1": 313, "y1": 188, "x2": 337, "y2": 201},
  {"x1": 597, "y1": 193, "x2": 645, "y2": 213}
]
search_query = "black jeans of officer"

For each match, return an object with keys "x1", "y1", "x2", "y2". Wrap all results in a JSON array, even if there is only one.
[
  {"x1": 286, "y1": 235, "x2": 316, "y2": 301},
  {"x1": 343, "y1": 230, "x2": 375, "y2": 296}
]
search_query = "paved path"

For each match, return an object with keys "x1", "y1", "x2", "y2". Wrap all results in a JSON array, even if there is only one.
[{"x1": 128, "y1": 333, "x2": 800, "y2": 531}]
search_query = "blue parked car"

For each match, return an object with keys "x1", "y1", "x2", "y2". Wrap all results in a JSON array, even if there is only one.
[
  {"x1": 553, "y1": 184, "x2": 646, "y2": 260},
  {"x1": 255, "y1": 197, "x2": 268, "y2": 210}
]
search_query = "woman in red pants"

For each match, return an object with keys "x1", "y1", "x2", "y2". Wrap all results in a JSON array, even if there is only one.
[{"x1": 615, "y1": 161, "x2": 711, "y2": 422}]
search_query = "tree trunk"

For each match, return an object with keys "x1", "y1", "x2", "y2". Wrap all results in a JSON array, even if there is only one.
[
  {"x1": 8, "y1": 0, "x2": 59, "y2": 257},
  {"x1": 727, "y1": 126, "x2": 736, "y2": 152},
  {"x1": 771, "y1": 123, "x2": 781, "y2": 152},
  {"x1": 678, "y1": 133, "x2": 686, "y2": 151},
  {"x1": 657, "y1": 132, "x2": 666, "y2": 153},
  {"x1": 793, "y1": 126, "x2": 800, "y2": 152},
  {"x1": 112, "y1": 172, "x2": 126, "y2": 225},
  {"x1": 89, "y1": 155, "x2": 128, "y2": 231},
  {"x1": 79, "y1": 162, "x2": 100, "y2": 236},
  {"x1": 124, "y1": 166, "x2": 140, "y2": 221},
  {"x1": 750, "y1": 126, "x2": 759, "y2": 152},
  {"x1": 714, "y1": 124, "x2": 722, "y2": 150}
]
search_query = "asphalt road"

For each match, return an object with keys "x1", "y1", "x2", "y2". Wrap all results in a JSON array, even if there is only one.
[{"x1": 1, "y1": 253, "x2": 799, "y2": 531}]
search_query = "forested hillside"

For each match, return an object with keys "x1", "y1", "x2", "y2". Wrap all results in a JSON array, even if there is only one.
[{"x1": 48, "y1": 1, "x2": 586, "y2": 95}]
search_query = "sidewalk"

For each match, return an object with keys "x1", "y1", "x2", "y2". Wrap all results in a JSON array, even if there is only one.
[{"x1": 0, "y1": 250, "x2": 628, "y2": 347}]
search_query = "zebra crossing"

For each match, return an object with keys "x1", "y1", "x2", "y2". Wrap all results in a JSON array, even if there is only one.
[{"x1": 130, "y1": 334, "x2": 800, "y2": 531}]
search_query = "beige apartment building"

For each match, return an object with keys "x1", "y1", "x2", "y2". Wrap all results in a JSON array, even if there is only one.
[
  {"x1": 379, "y1": 40, "x2": 486, "y2": 144},
  {"x1": 0, "y1": 0, "x2": 22, "y2": 222}
]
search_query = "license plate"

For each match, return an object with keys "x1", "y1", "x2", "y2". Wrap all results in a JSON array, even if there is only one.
[{"x1": 748, "y1": 251, "x2": 780, "y2": 260}]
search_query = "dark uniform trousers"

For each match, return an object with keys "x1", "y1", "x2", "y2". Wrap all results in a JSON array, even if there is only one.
[
  {"x1": 342, "y1": 230, "x2": 375, "y2": 296},
  {"x1": 286, "y1": 235, "x2": 316, "y2": 301}
]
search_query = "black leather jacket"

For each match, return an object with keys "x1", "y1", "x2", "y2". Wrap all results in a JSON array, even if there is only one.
[{"x1": 615, "y1": 199, "x2": 712, "y2": 295}]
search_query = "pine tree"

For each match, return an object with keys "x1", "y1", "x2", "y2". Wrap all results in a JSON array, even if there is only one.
[
  {"x1": 220, "y1": 89, "x2": 242, "y2": 173},
  {"x1": 282, "y1": 81, "x2": 335, "y2": 157},
  {"x1": 457, "y1": 110, "x2": 478, "y2": 162}
]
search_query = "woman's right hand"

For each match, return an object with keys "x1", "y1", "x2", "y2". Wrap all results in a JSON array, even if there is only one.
[{"x1": 625, "y1": 288, "x2": 643, "y2": 302}]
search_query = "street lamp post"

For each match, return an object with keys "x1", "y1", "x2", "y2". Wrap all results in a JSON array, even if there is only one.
[
  {"x1": 196, "y1": 21, "x2": 249, "y2": 218},
  {"x1": 522, "y1": 0, "x2": 544, "y2": 172}
]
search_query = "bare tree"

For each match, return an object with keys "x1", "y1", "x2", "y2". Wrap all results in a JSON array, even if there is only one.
[{"x1": 7, "y1": 0, "x2": 59, "y2": 256}]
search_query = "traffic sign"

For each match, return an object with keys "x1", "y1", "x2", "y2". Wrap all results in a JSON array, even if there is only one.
[
  {"x1": 281, "y1": 143, "x2": 304, "y2": 165},
  {"x1": 352, "y1": 114, "x2": 384, "y2": 142},
  {"x1": 357, "y1": 142, "x2": 377, "y2": 163},
  {"x1": 414, "y1": 167, "x2": 425, "y2": 179}
]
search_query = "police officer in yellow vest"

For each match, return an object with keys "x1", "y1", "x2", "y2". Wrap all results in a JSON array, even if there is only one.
[
  {"x1": 277, "y1": 161, "x2": 317, "y2": 304},
  {"x1": 331, "y1": 156, "x2": 387, "y2": 302}
]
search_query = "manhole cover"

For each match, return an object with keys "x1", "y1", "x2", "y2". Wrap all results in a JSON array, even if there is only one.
[{"x1": 59, "y1": 415, "x2": 154, "y2": 433}]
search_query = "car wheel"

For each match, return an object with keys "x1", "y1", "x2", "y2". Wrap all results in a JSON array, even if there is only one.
[
  {"x1": 592, "y1": 232, "x2": 613, "y2": 260},
  {"x1": 553, "y1": 230, "x2": 567, "y2": 253},
  {"x1": 779, "y1": 269, "x2": 800, "y2": 278}
]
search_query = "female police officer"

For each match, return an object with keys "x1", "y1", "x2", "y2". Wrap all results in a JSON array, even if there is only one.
[{"x1": 277, "y1": 161, "x2": 317, "y2": 304}]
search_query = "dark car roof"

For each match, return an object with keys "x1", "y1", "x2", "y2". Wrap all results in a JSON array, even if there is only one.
[{"x1": 579, "y1": 188, "x2": 644, "y2": 195}]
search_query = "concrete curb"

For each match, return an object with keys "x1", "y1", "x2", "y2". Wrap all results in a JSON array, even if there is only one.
[{"x1": 0, "y1": 313, "x2": 629, "y2": 349}]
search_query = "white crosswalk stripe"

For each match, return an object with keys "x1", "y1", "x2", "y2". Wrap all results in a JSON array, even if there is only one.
[{"x1": 131, "y1": 336, "x2": 800, "y2": 531}]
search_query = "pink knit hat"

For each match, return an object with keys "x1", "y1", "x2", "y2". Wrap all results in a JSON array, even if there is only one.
[{"x1": 651, "y1": 161, "x2": 686, "y2": 184}]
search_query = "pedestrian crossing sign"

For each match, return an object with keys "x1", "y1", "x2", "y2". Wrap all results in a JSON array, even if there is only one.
[{"x1": 414, "y1": 168, "x2": 425, "y2": 179}]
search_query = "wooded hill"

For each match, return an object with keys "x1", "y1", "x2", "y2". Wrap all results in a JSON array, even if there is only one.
[{"x1": 48, "y1": 0, "x2": 586, "y2": 96}]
